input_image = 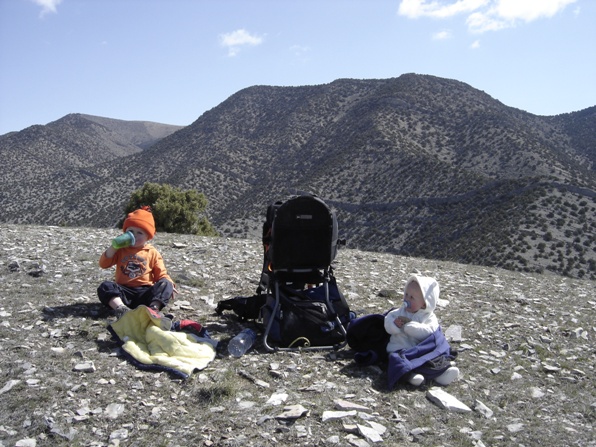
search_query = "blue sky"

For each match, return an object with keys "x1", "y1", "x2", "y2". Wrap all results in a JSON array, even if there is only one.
[{"x1": 0, "y1": 0, "x2": 594, "y2": 135}]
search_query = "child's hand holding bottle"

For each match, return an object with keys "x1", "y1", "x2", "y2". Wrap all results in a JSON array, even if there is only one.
[{"x1": 111, "y1": 231, "x2": 135, "y2": 249}]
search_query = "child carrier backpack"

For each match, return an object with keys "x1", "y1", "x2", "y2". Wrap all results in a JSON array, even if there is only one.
[
  {"x1": 259, "y1": 194, "x2": 351, "y2": 351},
  {"x1": 261, "y1": 275, "x2": 351, "y2": 349}
]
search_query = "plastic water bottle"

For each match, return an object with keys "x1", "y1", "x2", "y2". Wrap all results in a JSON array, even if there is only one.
[
  {"x1": 228, "y1": 328, "x2": 257, "y2": 357},
  {"x1": 112, "y1": 231, "x2": 136, "y2": 249}
]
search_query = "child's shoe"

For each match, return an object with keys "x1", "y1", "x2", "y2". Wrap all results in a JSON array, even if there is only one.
[
  {"x1": 114, "y1": 305, "x2": 131, "y2": 319},
  {"x1": 408, "y1": 374, "x2": 425, "y2": 386},
  {"x1": 434, "y1": 367, "x2": 460, "y2": 385},
  {"x1": 149, "y1": 304, "x2": 165, "y2": 317}
]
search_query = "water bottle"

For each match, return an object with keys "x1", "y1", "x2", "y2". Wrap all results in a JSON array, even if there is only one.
[
  {"x1": 112, "y1": 231, "x2": 136, "y2": 249},
  {"x1": 228, "y1": 328, "x2": 257, "y2": 357}
]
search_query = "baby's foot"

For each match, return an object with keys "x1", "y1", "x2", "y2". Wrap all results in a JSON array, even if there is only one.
[
  {"x1": 434, "y1": 367, "x2": 460, "y2": 386},
  {"x1": 408, "y1": 374, "x2": 424, "y2": 386}
]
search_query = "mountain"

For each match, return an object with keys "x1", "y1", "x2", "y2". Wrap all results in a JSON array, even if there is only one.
[
  {"x1": 0, "y1": 113, "x2": 183, "y2": 225},
  {"x1": 0, "y1": 74, "x2": 594, "y2": 279}
]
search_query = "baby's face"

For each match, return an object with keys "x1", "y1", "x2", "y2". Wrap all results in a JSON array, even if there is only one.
[
  {"x1": 404, "y1": 281, "x2": 426, "y2": 313},
  {"x1": 127, "y1": 226, "x2": 149, "y2": 247}
]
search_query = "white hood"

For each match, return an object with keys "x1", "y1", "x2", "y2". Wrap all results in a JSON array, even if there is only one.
[{"x1": 404, "y1": 274, "x2": 439, "y2": 314}]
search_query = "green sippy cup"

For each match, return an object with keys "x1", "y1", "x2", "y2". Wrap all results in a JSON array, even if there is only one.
[{"x1": 112, "y1": 231, "x2": 136, "y2": 249}]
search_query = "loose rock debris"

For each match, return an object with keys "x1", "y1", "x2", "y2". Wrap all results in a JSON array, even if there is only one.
[{"x1": 0, "y1": 224, "x2": 594, "y2": 446}]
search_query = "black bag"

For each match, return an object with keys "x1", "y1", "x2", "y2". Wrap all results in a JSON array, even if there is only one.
[
  {"x1": 346, "y1": 313, "x2": 391, "y2": 364},
  {"x1": 215, "y1": 294, "x2": 266, "y2": 321},
  {"x1": 262, "y1": 277, "x2": 352, "y2": 347}
]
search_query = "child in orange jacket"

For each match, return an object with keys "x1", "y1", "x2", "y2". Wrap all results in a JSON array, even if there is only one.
[{"x1": 97, "y1": 206, "x2": 175, "y2": 318}]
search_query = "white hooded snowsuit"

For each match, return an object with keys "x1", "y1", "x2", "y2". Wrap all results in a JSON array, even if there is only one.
[{"x1": 384, "y1": 275, "x2": 440, "y2": 353}]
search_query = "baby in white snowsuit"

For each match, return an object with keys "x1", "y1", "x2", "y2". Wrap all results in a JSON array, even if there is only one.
[{"x1": 384, "y1": 274, "x2": 459, "y2": 386}]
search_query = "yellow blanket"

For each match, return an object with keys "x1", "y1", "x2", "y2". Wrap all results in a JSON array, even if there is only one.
[{"x1": 109, "y1": 306, "x2": 216, "y2": 378}]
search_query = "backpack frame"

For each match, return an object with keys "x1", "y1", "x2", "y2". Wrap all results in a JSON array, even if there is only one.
[{"x1": 259, "y1": 194, "x2": 349, "y2": 351}]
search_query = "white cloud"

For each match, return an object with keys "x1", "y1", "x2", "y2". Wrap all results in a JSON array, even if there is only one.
[
  {"x1": 495, "y1": 0, "x2": 577, "y2": 22},
  {"x1": 219, "y1": 29, "x2": 264, "y2": 57},
  {"x1": 432, "y1": 30, "x2": 452, "y2": 40},
  {"x1": 466, "y1": 10, "x2": 510, "y2": 32},
  {"x1": 470, "y1": 39, "x2": 481, "y2": 49},
  {"x1": 469, "y1": 0, "x2": 579, "y2": 32},
  {"x1": 32, "y1": 0, "x2": 62, "y2": 17},
  {"x1": 398, "y1": 0, "x2": 578, "y2": 33},
  {"x1": 398, "y1": 0, "x2": 489, "y2": 19}
]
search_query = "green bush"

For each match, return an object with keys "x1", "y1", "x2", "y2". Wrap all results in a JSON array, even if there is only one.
[{"x1": 123, "y1": 183, "x2": 219, "y2": 236}]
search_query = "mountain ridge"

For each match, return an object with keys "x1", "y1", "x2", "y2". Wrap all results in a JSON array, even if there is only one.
[{"x1": 1, "y1": 74, "x2": 594, "y2": 279}]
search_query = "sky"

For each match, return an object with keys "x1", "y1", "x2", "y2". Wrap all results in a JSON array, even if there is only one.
[{"x1": 0, "y1": 0, "x2": 594, "y2": 136}]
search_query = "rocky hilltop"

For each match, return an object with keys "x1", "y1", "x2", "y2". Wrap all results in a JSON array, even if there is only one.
[
  {"x1": 0, "y1": 224, "x2": 594, "y2": 446},
  {"x1": 0, "y1": 74, "x2": 594, "y2": 279}
]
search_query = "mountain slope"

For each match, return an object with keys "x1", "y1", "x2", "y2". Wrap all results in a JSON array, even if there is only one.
[
  {"x1": 0, "y1": 114, "x2": 183, "y2": 225},
  {"x1": 0, "y1": 113, "x2": 183, "y2": 184},
  {"x1": 0, "y1": 74, "x2": 594, "y2": 278}
]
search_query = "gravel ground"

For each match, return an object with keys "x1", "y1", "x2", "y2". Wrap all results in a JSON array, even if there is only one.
[{"x1": 0, "y1": 224, "x2": 594, "y2": 447}]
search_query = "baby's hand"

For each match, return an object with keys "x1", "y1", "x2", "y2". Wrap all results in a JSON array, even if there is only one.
[{"x1": 394, "y1": 316, "x2": 411, "y2": 328}]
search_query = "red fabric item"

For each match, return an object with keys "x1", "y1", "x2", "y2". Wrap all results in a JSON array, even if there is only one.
[{"x1": 178, "y1": 320, "x2": 203, "y2": 333}]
